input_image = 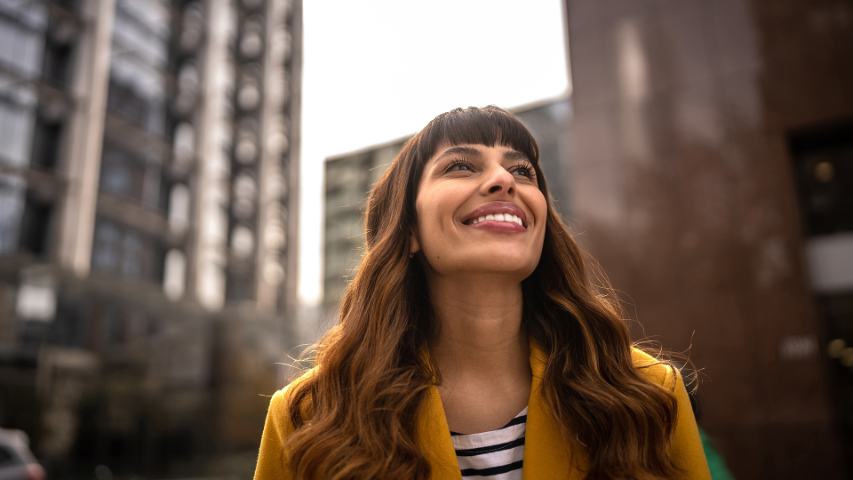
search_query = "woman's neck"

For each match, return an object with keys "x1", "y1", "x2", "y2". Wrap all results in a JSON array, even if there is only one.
[
  {"x1": 426, "y1": 273, "x2": 532, "y2": 433},
  {"x1": 427, "y1": 274, "x2": 530, "y2": 382}
]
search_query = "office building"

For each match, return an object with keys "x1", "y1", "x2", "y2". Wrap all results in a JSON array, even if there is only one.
[
  {"x1": 0, "y1": 0, "x2": 301, "y2": 475},
  {"x1": 562, "y1": 1, "x2": 853, "y2": 477}
]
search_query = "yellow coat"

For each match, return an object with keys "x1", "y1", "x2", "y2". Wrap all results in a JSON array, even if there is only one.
[{"x1": 254, "y1": 342, "x2": 711, "y2": 479}]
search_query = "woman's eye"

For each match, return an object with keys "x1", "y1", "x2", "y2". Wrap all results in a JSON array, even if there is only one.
[
  {"x1": 446, "y1": 160, "x2": 474, "y2": 173},
  {"x1": 511, "y1": 164, "x2": 536, "y2": 179}
]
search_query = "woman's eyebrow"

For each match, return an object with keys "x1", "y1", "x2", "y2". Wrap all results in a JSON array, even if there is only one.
[
  {"x1": 502, "y1": 150, "x2": 528, "y2": 161},
  {"x1": 434, "y1": 145, "x2": 481, "y2": 162}
]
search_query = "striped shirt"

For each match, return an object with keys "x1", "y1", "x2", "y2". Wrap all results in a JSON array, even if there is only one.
[{"x1": 450, "y1": 407, "x2": 527, "y2": 479}]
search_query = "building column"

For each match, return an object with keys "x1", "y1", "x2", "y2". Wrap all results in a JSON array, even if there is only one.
[
  {"x1": 55, "y1": 0, "x2": 115, "y2": 275},
  {"x1": 187, "y1": 0, "x2": 230, "y2": 310}
]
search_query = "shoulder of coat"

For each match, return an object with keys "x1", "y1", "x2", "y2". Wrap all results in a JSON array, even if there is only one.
[
  {"x1": 270, "y1": 366, "x2": 320, "y2": 419},
  {"x1": 630, "y1": 346, "x2": 677, "y2": 390}
]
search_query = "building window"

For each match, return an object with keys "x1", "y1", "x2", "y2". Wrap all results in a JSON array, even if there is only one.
[
  {"x1": 121, "y1": 232, "x2": 143, "y2": 277},
  {"x1": 0, "y1": 176, "x2": 26, "y2": 254},
  {"x1": 109, "y1": 0, "x2": 171, "y2": 137},
  {"x1": 105, "y1": 75, "x2": 168, "y2": 137},
  {"x1": 0, "y1": 11, "x2": 46, "y2": 79},
  {"x1": 99, "y1": 143, "x2": 163, "y2": 210},
  {"x1": 0, "y1": 102, "x2": 35, "y2": 168},
  {"x1": 41, "y1": 38, "x2": 72, "y2": 89},
  {"x1": 106, "y1": 77, "x2": 149, "y2": 128},
  {"x1": 30, "y1": 116, "x2": 62, "y2": 169},
  {"x1": 92, "y1": 220, "x2": 121, "y2": 270},
  {"x1": 18, "y1": 193, "x2": 51, "y2": 256},
  {"x1": 100, "y1": 145, "x2": 140, "y2": 198},
  {"x1": 790, "y1": 120, "x2": 853, "y2": 236},
  {"x1": 92, "y1": 218, "x2": 164, "y2": 283}
]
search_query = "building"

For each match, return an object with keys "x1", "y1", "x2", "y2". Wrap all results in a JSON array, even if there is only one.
[
  {"x1": 0, "y1": 0, "x2": 301, "y2": 476},
  {"x1": 562, "y1": 1, "x2": 852, "y2": 478},
  {"x1": 322, "y1": 98, "x2": 571, "y2": 311},
  {"x1": 323, "y1": 141, "x2": 400, "y2": 309}
]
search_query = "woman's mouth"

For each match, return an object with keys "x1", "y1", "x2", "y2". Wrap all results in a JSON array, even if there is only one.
[
  {"x1": 462, "y1": 213, "x2": 527, "y2": 233},
  {"x1": 460, "y1": 202, "x2": 529, "y2": 232},
  {"x1": 464, "y1": 213, "x2": 524, "y2": 227}
]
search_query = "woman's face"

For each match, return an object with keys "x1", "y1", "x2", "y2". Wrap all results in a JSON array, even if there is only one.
[{"x1": 412, "y1": 143, "x2": 548, "y2": 280}]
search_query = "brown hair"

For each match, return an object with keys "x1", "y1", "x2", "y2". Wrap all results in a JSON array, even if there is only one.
[{"x1": 285, "y1": 106, "x2": 679, "y2": 479}]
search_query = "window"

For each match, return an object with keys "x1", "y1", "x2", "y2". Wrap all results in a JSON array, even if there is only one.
[
  {"x1": 790, "y1": 120, "x2": 853, "y2": 236},
  {"x1": 99, "y1": 143, "x2": 163, "y2": 210},
  {"x1": 92, "y1": 220, "x2": 120, "y2": 270},
  {"x1": 0, "y1": 12, "x2": 45, "y2": 79},
  {"x1": 92, "y1": 218, "x2": 164, "y2": 283},
  {"x1": 106, "y1": 76, "x2": 168, "y2": 137},
  {"x1": 121, "y1": 232, "x2": 143, "y2": 277},
  {"x1": 41, "y1": 38, "x2": 72, "y2": 88},
  {"x1": 30, "y1": 116, "x2": 62, "y2": 169},
  {"x1": 0, "y1": 103, "x2": 35, "y2": 168},
  {"x1": 108, "y1": 0, "x2": 171, "y2": 136},
  {"x1": 106, "y1": 78, "x2": 149, "y2": 127},
  {"x1": 0, "y1": 176, "x2": 25, "y2": 254},
  {"x1": 18, "y1": 194, "x2": 51, "y2": 256}
]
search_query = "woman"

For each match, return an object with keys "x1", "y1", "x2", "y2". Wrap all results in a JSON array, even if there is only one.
[{"x1": 255, "y1": 106, "x2": 710, "y2": 479}]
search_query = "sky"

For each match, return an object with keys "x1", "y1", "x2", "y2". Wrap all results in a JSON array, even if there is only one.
[{"x1": 298, "y1": 0, "x2": 570, "y2": 305}]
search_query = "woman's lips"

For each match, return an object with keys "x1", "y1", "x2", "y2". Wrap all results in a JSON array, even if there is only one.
[{"x1": 462, "y1": 202, "x2": 528, "y2": 227}]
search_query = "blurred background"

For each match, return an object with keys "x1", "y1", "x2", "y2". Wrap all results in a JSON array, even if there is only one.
[{"x1": 0, "y1": 0, "x2": 851, "y2": 478}]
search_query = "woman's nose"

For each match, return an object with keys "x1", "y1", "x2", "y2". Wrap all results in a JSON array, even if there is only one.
[{"x1": 481, "y1": 166, "x2": 516, "y2": 196}]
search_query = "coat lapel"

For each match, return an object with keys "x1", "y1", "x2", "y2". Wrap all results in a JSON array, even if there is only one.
[
  {"x1": 417, "y1": 380, "x2": 462, "y2": 479},
  {"x1": 523, "y1": 339, "x2": 586, "y2": 479}
]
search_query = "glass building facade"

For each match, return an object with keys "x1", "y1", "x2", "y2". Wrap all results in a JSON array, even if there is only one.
[{"x1": 0, "y1": 0, "x2": 302, "y2": 476}]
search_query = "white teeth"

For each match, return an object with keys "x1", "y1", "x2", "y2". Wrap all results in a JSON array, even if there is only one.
[{"x1": 469, "y1": 213, "x2": 524, "y2": 227}]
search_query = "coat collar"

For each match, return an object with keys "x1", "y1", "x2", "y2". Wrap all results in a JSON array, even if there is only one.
[{"x1": 416, "y1": 338, "x2": 586, "y2": 479}]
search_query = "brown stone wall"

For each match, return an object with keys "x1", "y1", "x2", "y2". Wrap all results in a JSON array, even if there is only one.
[{"x1": 563, "y1": 0, "x2": 853, "y2": 477}]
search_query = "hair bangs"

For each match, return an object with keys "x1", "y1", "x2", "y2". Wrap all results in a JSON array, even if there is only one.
[{"x1": 417, "y1": 106, "x2": 540, "y2": 166}]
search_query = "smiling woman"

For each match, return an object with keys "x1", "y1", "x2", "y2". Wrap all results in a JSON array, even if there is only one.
[
  {"x1": 254, "y1": 106, "x2": 711, "y2": 480},
  {"x1": 412, "y1": 143, "x2": 547, "y2": 279}
]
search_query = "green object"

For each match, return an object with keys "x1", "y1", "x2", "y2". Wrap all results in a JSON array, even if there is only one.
[{"x1": 699, "y1": 428, "x2": 735, "y2": 480}]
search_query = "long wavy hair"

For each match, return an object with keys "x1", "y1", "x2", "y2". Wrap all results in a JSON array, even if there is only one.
[{"x1": 286, "y1": 106, "x2": 680, "y2": 479}]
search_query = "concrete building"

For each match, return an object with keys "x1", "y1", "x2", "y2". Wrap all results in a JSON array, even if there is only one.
[
  {"x1": 321, "y1": 98, "x2": 571, "y2": 311},
  {"x1": 0, "y1": 0, "x2": 301, "y2": 476},
  {"x1": 562, "y1": 1, "x2": 853, "y2": 478},
  {"x1": 323, "y1": 141, "x2": 400, "y2": 309}
]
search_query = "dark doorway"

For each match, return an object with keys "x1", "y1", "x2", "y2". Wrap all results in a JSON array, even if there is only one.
[{"x1": 789, "y1": 119, "x2": 853, "y2": 475}]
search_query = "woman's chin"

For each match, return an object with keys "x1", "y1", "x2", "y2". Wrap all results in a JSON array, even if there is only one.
[{"x1": 433, "y1": 259, "x2": 538, "y2": 280}]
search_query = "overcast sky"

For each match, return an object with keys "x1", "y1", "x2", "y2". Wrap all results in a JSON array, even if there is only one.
[{"x1": 298, "y1": 0, "x2": 570, "y2": 305}]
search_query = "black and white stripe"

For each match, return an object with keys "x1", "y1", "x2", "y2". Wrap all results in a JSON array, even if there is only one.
[{"x1": 451, "y1": 407, "x2": 527, "y2": 479}]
